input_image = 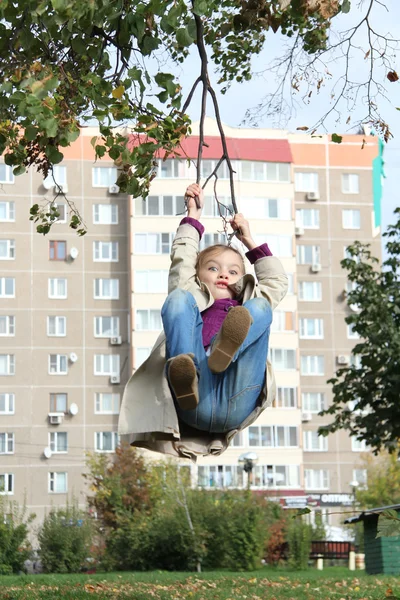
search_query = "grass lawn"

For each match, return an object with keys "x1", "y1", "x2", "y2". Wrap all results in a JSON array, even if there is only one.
[{"x1": 0, "y1": 567, "x2": 399, "y2": 600}]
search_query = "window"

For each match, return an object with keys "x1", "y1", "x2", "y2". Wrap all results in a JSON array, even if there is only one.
[
  {"x1": 0, "y1": 393, "x2": 14, "y2": 414},
  {"x1": 0, "y1": 473, "x2": 14, "y2": 494},
  {"x1": 0, "y1": 433, "x2": 14, "y2": 454},
  {"x1": 253, "y1": 465, "x2": 300, "y2": 488},
  {"x1": 135, "y1": 309, "x2": 162, "y2": 331},
  {"x1": 274, "y1": 387, "x2": 297, "y2": 408},
  {"x1": 347, "y1": 323, "x2": 359, "y2": 339},
  {"x1": 43, "y1": 165, "x2": 67, "y2": 188},
  {"x1": 95, "y1": 393, "x2": 120, "y2": 414},
  {"x1": 95, "y1": 431, "x2": 119, "y2": 452},
  {"x1": 304, "y1": 469, "x2": 329, "y2": 490},
  {"x1": 48, "y1": 278, "x2": 67, "y2": 299},
  {"x1": 0, "y1": 239, "x2": 15, "y2": 260},
  {"x1": 197, "y1": 465, "x2": 244, "y2": 488},
  {"x1": 302, "y1": 392, "x2": 325, "y2": 413},
  {"x1": 298, "y1": 281, "x2": 322, "y2": 301},
  {"x1": 271, "y1": 311, "x2": 295, "y2": 333},
  {"x1": 134, "y1": 233, "x2": 173, "y2": 255},
  {"x1": 303, "y1": 430, "x2": 328, "y2": 451},
  {"x1": 200, "y1": 233, "x2": 227, "y2": 250},
  {"x1": 94, "y1": 354, "x2": 120, "y2": 376},
  {"x1": 0, "y1": 201, "x2": 15, "y2": 221},
  {"x1": 49, "y1": 240, "x2": 66, "y2": 261},
  {"x1": 301, "y1": 355, "x2": 324, "y2": 375},
  {"x1": 249, "y1": 425, "x2": 298, "y2": 448},
  {"x1": 134, "y1": 271, "x2": 168, "y2": 294},
  {"x1": 94, "y1": 278, "x2": 119, "y2": 300},
  {"x1": 299, "y1": 318, "x2": 324, "y2": 339},
  {"x1": 92, "y1": 166, "x2": 118, "y2": 187},
  {"x1": 94, "y1": 316, "x2": 119, "y2": 337},
  {"x1": 344, "y1": 247, "x2": 361, "y2": 263},
  {"x1": 49, "y1": 472, "x2": 67, "y2": 493},
  {"x1": 342, "y1": 173, "x2": 359, "y2": 194},
  {"x1": 242, "y1": 197, "x2": 291, "y2": 220},
  {"x1": 353, "y1": 468, "x2": 367, "y2": 486},
  {"x1": 296, "y1": 208, "x2": 320, "y2": 229},
  {"x1": 0, "y1": 355, "x2": 15, "y2": 376},
  {"x1": 241, "y1": 161, "x2": 290, "y2": 183},
  {"x1": 202, "y1": 196, "x2": 234, "y2": 218},
  {"x1": 49, "y1": 354, "x2": 68, "y2": 375},
  {"x1": 0, "y1": 316, "x2": 15, "y2": 336},
  {"x1": 93, "y1": 204, "x2": 118, "y2": 224},
  {"x1": 231, "y1": 431, "x2": 245, "y2": 447},
  {"x1": 342, "y1": 209, "x2": 360, "y2": 229},
  {"x1": 135, "y1": 347, "x2": 151, "y2": 368},
  {"x1": 351, "y1": 354, "x2": 362, "y2": 369},
  {"x1": 351, "y1": 437, "x2": 368, "y2": 451},
  {"x1": 0, "y1": 164, "x2": 14, "y2": 184},
  {"x1": 50, "y1": 393, "x2": 67, "y2": 413},
  {"x1": 158, "y1": 158, "x2": 187, "y2": 179},
  {"x1": 54, "y1": 202, "x2": 67, "y2": 223},
  {"x1": 0, "y1": 277, "x2": 14, "y2": 298},
  {"x1": 297, "y1": 245, "x2": 320, "y2": 265},
  {"x1": 49, "y1": 432, "x2": 68, "y2": 453},
  {"x1": 47, "y1": 316, "x2": 66, "y2": 337},
  {"x1": 270, "y1": 348, "x2": 296, "y2": 370},
  {"x1": 135, "y1": 195, "x2": 185, "y2": 216},
  {"x1": 295, "y1": 172, "x2": 319, "y2": 192},
  {"x1": 259, "y1": 235, "x2": 292, "y2": 257},
  {"x1": 93, "y1": 241, "x2": 119, "y2": 262},
  {"x1": 201, "y1": 159, "x2": 234, "y2": 180}
]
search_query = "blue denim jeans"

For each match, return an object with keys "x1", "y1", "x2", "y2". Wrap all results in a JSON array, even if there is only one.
[{"x1": 161, "y1": 289, "x2": 272, "y2": 433}]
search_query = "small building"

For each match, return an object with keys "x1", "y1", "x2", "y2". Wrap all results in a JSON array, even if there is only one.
[{"x1": 345, "y1": 504, "x2": 400, "y2": 575}]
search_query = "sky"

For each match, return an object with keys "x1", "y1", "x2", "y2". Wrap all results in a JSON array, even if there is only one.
[{"x1": 174, "y1": 0, "x2": 400, "y2": 251}]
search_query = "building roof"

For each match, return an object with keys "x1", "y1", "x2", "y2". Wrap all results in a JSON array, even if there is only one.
[{"x1": 344, "y1": 504, "x2": 400, "y2": 524}]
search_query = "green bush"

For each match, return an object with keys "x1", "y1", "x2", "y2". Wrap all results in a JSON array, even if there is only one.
[
  {"x1": 0, "y1": 498, "x2": 34, "y2": 574},
  {"x1": 287, "y1": 518, "x2": 313, "y2": 570},
  {"x1": 38, "y1": 504, "x2": 93, "y2": 573}
]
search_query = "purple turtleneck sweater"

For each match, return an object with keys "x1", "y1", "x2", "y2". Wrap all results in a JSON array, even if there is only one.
[{"x1": 180, "y1": 217, "x2": 273, "y2": 348}]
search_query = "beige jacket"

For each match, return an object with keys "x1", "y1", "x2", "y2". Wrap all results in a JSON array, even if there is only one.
[{"x1": 118, "y1": 223, "x2": 288, "y2": 460}]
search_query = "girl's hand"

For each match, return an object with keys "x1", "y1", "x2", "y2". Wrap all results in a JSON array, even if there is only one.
[
  {"x1": 230, "y1": 213, "x2": 257, "y2": 250},
  {"x1": 185, "y1": 183, "x2": 204, "y2": 220}
]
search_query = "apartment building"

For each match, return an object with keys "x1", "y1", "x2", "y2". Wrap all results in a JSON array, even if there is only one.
[{"x1": 0, "y1": 119, "x2": 381, "y2": 528}]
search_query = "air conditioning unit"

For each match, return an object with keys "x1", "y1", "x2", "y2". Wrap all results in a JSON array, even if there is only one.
[
  {"x1": 54, "y1": 184, "x2": 68, "y2": 194},
  {"x1": 295, "y1": 226, "x2": 304, "y2": 236},
  {"x1": 306, "y1": 191, "x2": 319, "y2": 201},
  {"x1": 48, "y1": 413, "x2": 63, "y2": 425},
  {"x1": 108, "y1": 184, "x2": 120, "y2": 194},
  {"x1": 110, "y1": 374, "x2": 120, "y2": 385},
  {"x1": 311, "y1": 263, "x2": 322, "y2": 272},
  {"x1": 337, "y1": 354, "x2": 350, "y2": 365},
  {"x1": 110, "y1": 336, "x2": 122, "y2": 346},
  {"x1": 301, "y1": 412, "x2": 312, "y2": 422}
]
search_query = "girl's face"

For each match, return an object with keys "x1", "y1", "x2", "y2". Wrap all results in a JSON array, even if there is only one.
[{"x1": 198, "y1": 249, "x2": 244, "y2": 300}]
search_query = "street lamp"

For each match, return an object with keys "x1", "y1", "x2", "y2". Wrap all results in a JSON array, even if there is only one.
[{"x1": 238, "y1": 452, "x2": 259, "y2": 489}]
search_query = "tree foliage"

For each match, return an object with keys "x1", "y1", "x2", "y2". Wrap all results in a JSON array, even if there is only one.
[
  {"x1": 356, "y1": 449, "x2": 400, "y2": 509},
  {"x1": 319, "y1": 208, "x2": 400, "y2": 454}
]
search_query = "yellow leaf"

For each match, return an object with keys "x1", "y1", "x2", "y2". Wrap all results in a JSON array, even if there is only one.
[{"x1": 112, "y1": 85, "x2": 125, "y2": 99}]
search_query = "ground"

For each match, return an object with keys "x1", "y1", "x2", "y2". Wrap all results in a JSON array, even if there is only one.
[{"x1": 0, "y1": 568, "x2": 399, "y2": 599}]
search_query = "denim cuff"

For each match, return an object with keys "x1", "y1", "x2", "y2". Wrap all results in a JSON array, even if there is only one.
[
  {"x1": 180, "y1": 217, "x2": 205, "y2": 240},
  {"x1": 245, "y1": 243, "x2": 273, "y2": 264}
]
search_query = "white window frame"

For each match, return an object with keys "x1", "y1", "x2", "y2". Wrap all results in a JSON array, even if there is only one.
[
  {"x1": 48, "y1": 354, "x2": 68, "y2": 375},
  {"x1": 342, "y1": 209, "x2": 361, "y2": 230},
  {"x1": 94, "y1": 278, "x2": 119, "y2": 300},
  {"x1": 94, "y1": 354, "x2": 120, "y2": 376},
  {"x1": 0, "y1": 355, "x2": 15, "y2": 376},
  {"x1": 299, "y1": 318, "x2": 324, "y2": 339},
  {"x1": 304, "y1": 469, "x2": 329, "y2": 490},
  {"x1": 50, "y1": 393, "x2": 67, "y2": 413},
  {"x1": 48, "y1": 278, "x2": 67, "y2": 299},
  {"x1": 270, "y1": 348, "x2": 296, "y2": 371},
  {"x1": 93, "y1": 241, "x2": 119, "y2": 262},
  {"x1": 134, "y1": 271, "x2": 168, "y2": 294},
  {"x1": 157, "y1": 158, "x2": 188, "y2": 179},
  {"x1": 0, "y1": 201, "x2": 15, "y2": 222},
  {"x1": 93, "y1": 204, "x2": 118, "y2": 224},
  {"x1": 275, "y1": 387, "x2": 297, "y2": 409},
  {"x1": 135, "y1": 194, "x2": 186, "y2": 216},
  {"x1": 301, "y1": 355, "x2": 325, "y2": 376},
  {"x1": 248, "y1": 425, "x2": 298, "y2": 448},
  {"x1": 295, "y1": 172, "x2": 319, "y2": 192},
  {"x1": 48, "y1": 472, "x2": 67, "y2": 493},
  {"x1": 347, "y1": 323, "x2": 359, "y2": 339},
  {"x1": 94, "y1": 316, "x2": 120, "y2": 338},
  {"x1": 49, "y1": 431, "x2": 68, "y2": 454},
  {"x1": 95, "y1": 431, "x2": 119, "y2": 452},
  {"x1": 303, "y1": 430, "x2": 328, "y2": 452},
  {"x1": 0, "y1": 278, "x2": 15, "y2": 298},
  {"x1": 43, "y1": 165, "x2": 67, "y2": 189},
  {"x1": 240, "y1": 197, "x2": 291, "y2": 220},
  {"x1": 92, "y1": 166, "x2": 118, "y2": 187},
  {"x1": 298, "y1": 281, "x2": 322, "y2": 302},
  {"x1": 134, "y1": 233, "x2": 173, "y2": 255},
  {"x1": 351, "y1": 438, "x2": 368, "y2": 452},
  {"x1": 302, "y1": 392, "x2": 325, "y2": 413},
  {"x1": 0, "y1": 165, "x2": 14, "y2": 184},
  {"x1": 0, "y1": 239, "x2": 15, "y2": 260},
  {"x1": 0, "y1": 433, "x2": 14, "y2": 454},
  {"x1": 0, "y1": 473, "x2": 14, "y2": 494},
  {"x1": 342, "y1": 173, "x2": 360, "y2": 194},
  {"x1": 0, "y1": 316, "x2": 15, "y2": 336},
  {"x1": 47, "y1": 316, "x2": 66, "y2": 337},
  {"x1": 352, "y1": 468, "x2": 367, "y2": 487},
  {"x1": 0, "y1": 393, "x2": 14, "y2": 414},
  {"x1": 240, "y1": 161, "x2": 290, "y2": 183},
  {"x1": 296, "y1": 208, "x2": 320, "y2": 229},
  {"x1": 53, "y1": 202, "x2": 67, "y2": 223},
  {"x1": 95, "y1": 393, "x2": 120, "y2": 415},
  {"x1": 135, "y1": 309, "x2": 162, "y2": 331},
  {"x1": 297, "y1": 245, "x2": 321, "y2": 265},
  {"x1": 255, "y1": 234, "x2": 292, "y2": 257},
  {"x1": 231, "y1": 431, "x2": 245, "y2": 447},
  {"x1": 202, "y1": 195, "x2": 234, "y2": 218},
  {"x1": 253, "y1": 464, "x2": 300, "y2": 489},
  {"x1": 271, "y1": 311, "x2": 295, "y2": 333},
  {"x1": 197, "y1": 464, "x2": 244, "y2": 489}
]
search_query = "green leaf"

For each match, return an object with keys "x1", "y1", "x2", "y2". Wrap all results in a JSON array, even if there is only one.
[
  {"x1": 25, "y1": 126, "x2": 39, "y2": 141},
  {"x1": 71, "y1": 36, "x2": 86, "y2": 55},
  {"x1": 341, "y1": 0, "x2": 351, "y2": 14},
  {"x1": 292, "y1": 508, "x2": 311, "y2": 519},
  {"x1": 193, "y1": 0, "x2": 208, "y2": 16},
  {"x1": 46, "y1": 146, "x2": 64, "y2": 164},
  {"x1": 13, "y1": 164, "x2": 26, "y2": 176},
  {"x1": 331, "y1": 133, "x2": 343, "y2": 144},
  {"x1": 377, "y1": 509, "x2": 400, "y2": 538},
  {"x1": 141, "y1": 34, "x2": 160, "y2": 55},
  {"x1": 176, "y1": 27, "x2": 194, "y2": 47},
  {"x1": 42, "y1": 118, "x2": 58, "y2": 138}
]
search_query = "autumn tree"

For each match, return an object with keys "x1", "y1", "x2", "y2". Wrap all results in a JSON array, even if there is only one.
[
  {"x1": 319, "y1": 208, "x2": 400, "y2": 454},
  {"x1": 355, "y1": 450, "x2": 400, "y2": 509}
]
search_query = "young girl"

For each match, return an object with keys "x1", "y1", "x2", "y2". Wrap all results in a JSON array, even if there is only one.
[{"x1": 119, "y1": 183, "x2": 288, "y2": 459}]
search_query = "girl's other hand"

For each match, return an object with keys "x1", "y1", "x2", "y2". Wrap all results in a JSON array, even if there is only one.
[
  {"x1": 230, "y1": 213, "x2": 257, "y2": 250},
  {"x1": 185, "y1": 183, "x2": 204, "y2": 219}
]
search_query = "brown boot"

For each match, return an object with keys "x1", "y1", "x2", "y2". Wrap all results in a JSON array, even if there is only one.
[
  {"x1": 168, "y1": 354, "x2": 199, "y2": 411},
  {"x1": 208, "y1": 306, "x2": 253, "y2": 374}
]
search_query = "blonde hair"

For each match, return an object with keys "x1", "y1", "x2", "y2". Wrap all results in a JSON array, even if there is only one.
[{"x1": 195, "y1": 244, "x2": 245, "y2": 276}]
